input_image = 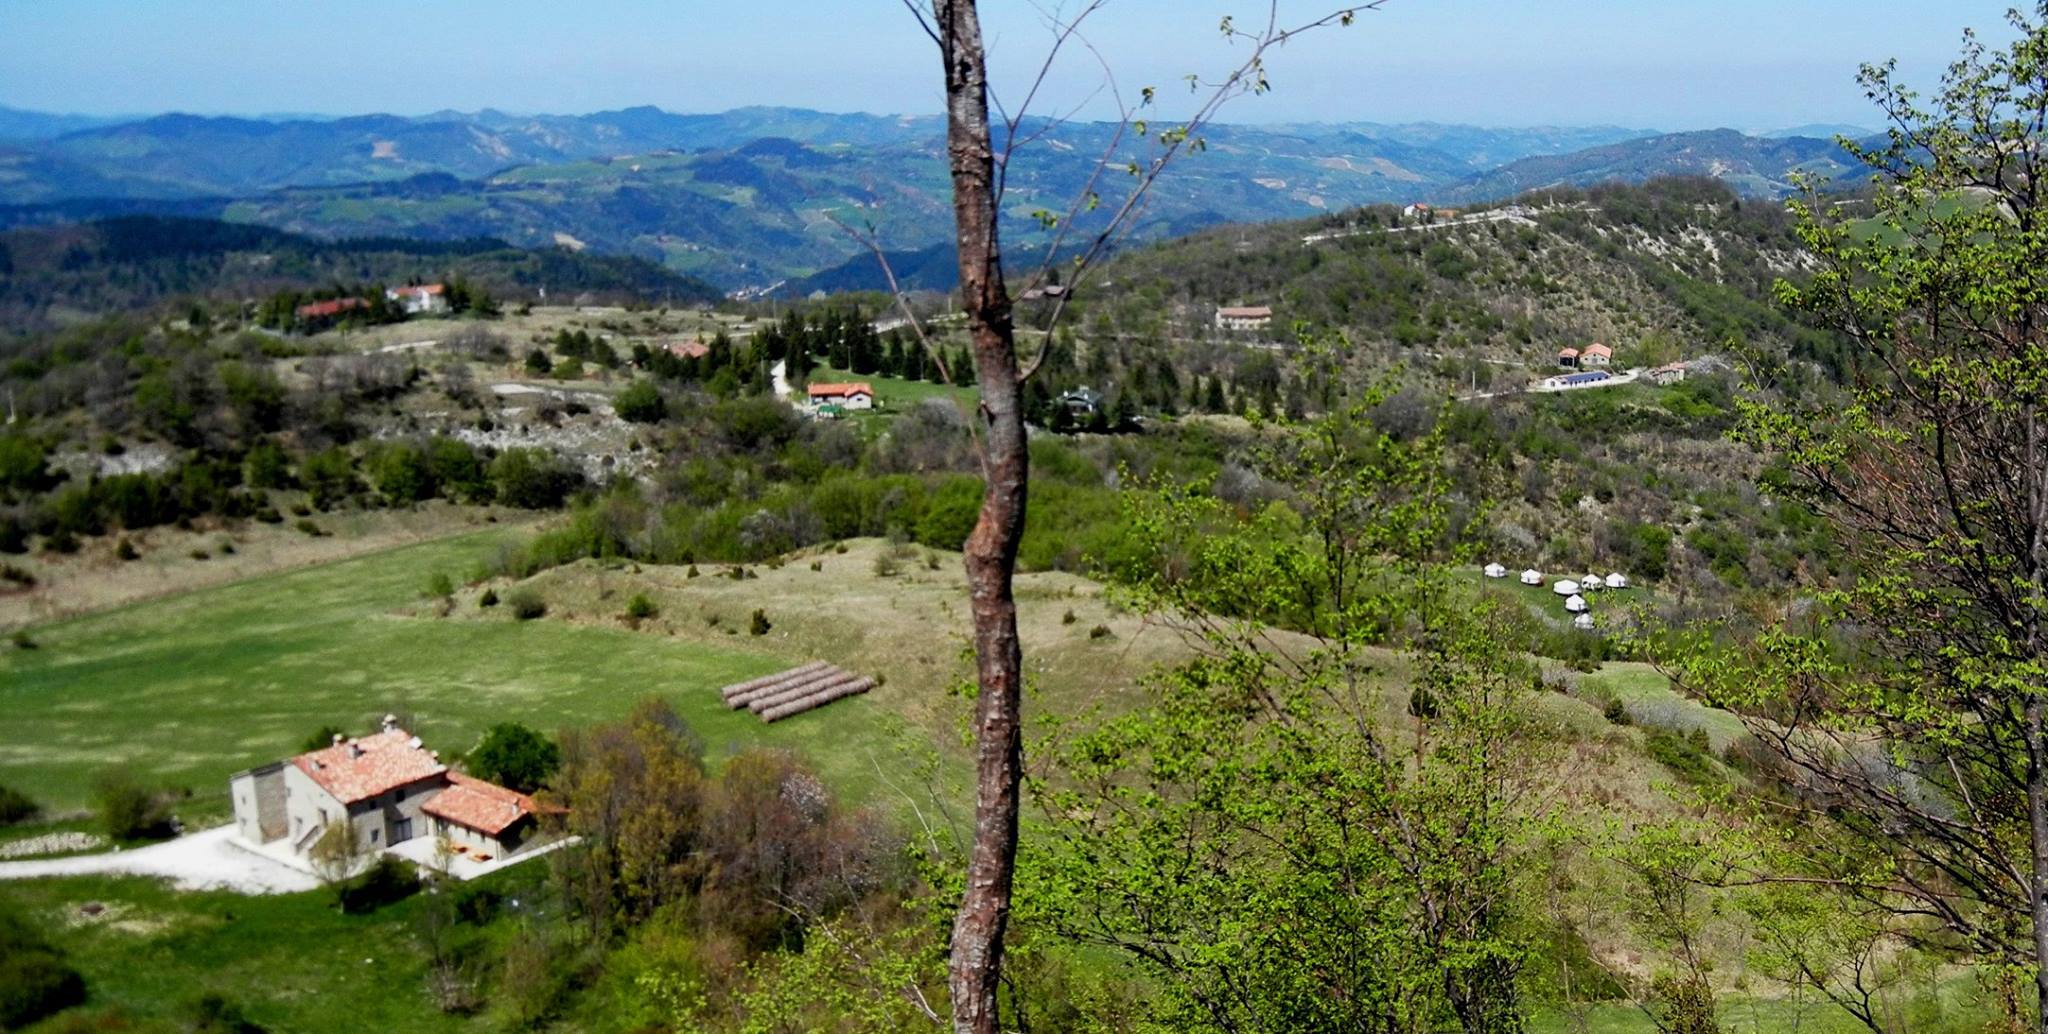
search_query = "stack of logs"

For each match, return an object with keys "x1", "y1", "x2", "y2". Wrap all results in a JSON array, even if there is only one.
[{"x1": 720, "y1": 661, "x2": 875, "y2": 723}]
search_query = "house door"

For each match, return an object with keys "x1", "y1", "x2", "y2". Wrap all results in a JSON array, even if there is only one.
[{"x1": 392, "y1": 816, "x2": 414, "y2": 843}]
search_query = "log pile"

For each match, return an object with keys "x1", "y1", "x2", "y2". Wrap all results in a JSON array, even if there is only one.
[{"x1": 719, "y1": 661, "x2": 874, "y2": 724}]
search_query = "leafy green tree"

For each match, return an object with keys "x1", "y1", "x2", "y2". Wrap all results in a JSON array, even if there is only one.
[
  {"x1": 488, "y1": 448, "x2": 580, "y2": 509},
  {"x1": 1670, "y1": 10, "x2": 2048, "y2": 1024},
  {"x1": 243, "y1": 440, "x2": 293, "y2": 490},
  {"x1": 426, "y1": 437, "x2": 487, "y2": 502},
  {"x1": 468, "y1": 722, "x2": 561, "y2": 793},
  {"x1": 0, "y1": 435, "x2": 53, "y2": 498},
  {"x1": 1026, "y1": 401, "x2": 1537, "y2": 1032},
  {"x1": 614, "y1": 379, "x2": 667, "y2": 424},
  {"x1": 524, "y1": 349, "x2": 553, "y2": 377},
  {"x1": 369, "y1": 441, "x2": 435, "y2": 505}
]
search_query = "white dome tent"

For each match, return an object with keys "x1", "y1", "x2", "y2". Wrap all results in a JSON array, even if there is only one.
[
  {"x1": 1579, "y1": 575, "x2": 1602, "y2": 593},
  {"x1": 1572, "y1": 612, "x2": 1596, "y2": 631},
  {"x1": 1520, "y1": 569, "x2": 1543, "y2": 585},
  {"x1": 1564, "y1": 594, "x2": 1588, "y2": 613},
  {"x1": 1605, "y1": 572, "x2": 1629, "y2": 589},
  {"x1": 1483, "y1": 562, "x2": 1508, "y2": 579},
  {"x1": 1552, "y1": 579, "x2": 1581, "y2": 596}
]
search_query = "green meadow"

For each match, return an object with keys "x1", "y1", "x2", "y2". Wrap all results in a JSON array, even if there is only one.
[{"x1": 0, "y1": 528, "x2": 920, "y2": 816}]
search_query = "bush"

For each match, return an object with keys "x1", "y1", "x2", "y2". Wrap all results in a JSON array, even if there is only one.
[
  {"x1": 479, "y1": 588, "x2": 499, "y2": 608},
  {"x1": 424, "y1": 571, "x2": 455, "y2": 599},
  {"x1": 508, "y1": 589, "x2": 546, "y2": 621},
  {"x1": 614, "y1": 379, "x2": 667, "y2": 423},
  {"x1": 1088, "y1": 624, "x2": 1113, "y2": 640},
  {"x1": 184, "y1": 991, "x2": 263, "y2": 1033},
  {"x1": 92, "y1": 769, "x2": 174, "y2": 840},
  {"x1": 338, "y1": 856, "x2": 422, "y2": 914},
  {"x1": 468, "y1": 723, "x2": 560, "y2": 793},
  {"x1": 114, "y1": 537, "x2": 139, "y2": 561},
  {"x1": 0, "y1": 784, "x2": 37, "y2": 826},
  {"x1": 1644, "y1": 729, "x2": 1718, "y2": 785},
  {"x1": 624, "y1": 593, "x2": 658, "y2": 621},
  {"x1": 8, "y1": 630, "x2": 33, "y2": 652},
  {"x1": 1602, "y1": 698, "x2": 1631, "y2": 725},
  {"x1": 294, "y1": 518, "x2": 326, "y2": 537},
  {"x1": 299, "y1": 724, "x2": 345, "y2": 752},
  {"x1": 749, "y1": 609, "x2": 772, "y2": 636},
  {"x1": 0, "y1": 904, "x2": 86, "y2": 1029}
]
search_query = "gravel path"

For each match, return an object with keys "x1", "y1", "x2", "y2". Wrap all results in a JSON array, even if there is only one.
[{"x1": 0, "y1": 825, "x2": 320, "y2": 894}]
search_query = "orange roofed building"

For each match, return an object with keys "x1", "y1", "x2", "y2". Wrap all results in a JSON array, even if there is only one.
[
  {"x1": 807, "y1": 382, "x2": 875, "y2": 410},
  {"x1": 230, "y1": 716, "x2": 553, "y2": 864}
]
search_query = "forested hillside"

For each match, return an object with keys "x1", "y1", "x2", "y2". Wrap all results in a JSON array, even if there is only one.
[{"x1": 0, "y1": 216, "x2": 722, "y2": 330}]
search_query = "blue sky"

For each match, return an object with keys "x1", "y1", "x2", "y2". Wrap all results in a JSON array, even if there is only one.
[{"x1": 0, "y1": 1, "x2": 2022, "y2": 129}]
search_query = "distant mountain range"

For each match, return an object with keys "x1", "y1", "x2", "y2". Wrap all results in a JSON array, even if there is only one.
[{"x1": 0, "y1": 104, "x2": 1869, "y2": 293}]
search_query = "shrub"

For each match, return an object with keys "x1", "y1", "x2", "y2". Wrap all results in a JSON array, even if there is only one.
[
  {"x1": 625, "y1": 593, "x2": 658, "y2": 621},
  {"x1": 92, "y1": 769, "x2": 174, "y2": 840},
  {"x1": 338, "y1": 857, "x2": 422, "y2": 914},
  {"x1": 0, "y1": 564, "x2": 33, "y2": 588},
  {"x1": 8, "y1": 630, "x2": 33, "y2": 651},
  {"x1": 468, "y1": 723, "x2": 560, "y2": 793},
  {"x1": 1645, "y1": 729, "x2": 1717, "y2": 785},
  {"x1": 0, "y1": 784, "x2": 37, "y2": 826},
  {"x1": 184, "y1": 991, "x2": 262, "y2": 1033},
  {"x1": 508, "y1": 589, "x2": 546, "y2": 621},
  {"x1": 299, "y1": 725, "x2": 346, "y2": 752},
  {"x1": 1088, "y1": 624, "x2": 1114, "y2": 640},
  {"x1": 749, "y1": 609, "x2": 772, "y2": 636},
  {"x1": 294, "y1": 518, "x2": 326, "y2": 537},
  {"x1": 0, "y1": 904, "x2": 86, "y2": 1029},
  {"x1": 424, "y1": 571, "x2": 455, "y2": 599},
  {"x1": 114, "y1": 537, "x2": 139, "y2": 561},
  {"x1": 1061, "y1": 609, "x2": 1077, "y2": 625},
  {"x1": 1602, "y1": 698, "x2": 1631, "y2": 725},
  {"x1": 614, "y1": 379, "x2": 667, "y2": 423},
  {"x1": 42, "y1": 530, "x2": 78, "y2": 554},
  {"x1": 479, "y1": 588, "x2": 499, "y2": 608}
]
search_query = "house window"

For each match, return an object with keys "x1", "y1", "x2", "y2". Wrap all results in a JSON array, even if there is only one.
[
  {"x1": 371, "y1": 829, "x2": 380, "y2": 844},
  {"x1": 396, "y1": 786, "x2": 407, "y2": 802}
]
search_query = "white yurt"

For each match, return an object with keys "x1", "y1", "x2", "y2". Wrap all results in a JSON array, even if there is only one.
[
  {"x1": 1579, "y1": 574, "x2": 1602, "y2": 592},
  {"x1": 1572, "y1": 612, "x2": 1596, "y2": 631},
  {"x1": 1605, "y1": 572, "x2": 1629, "y2": 589},
  {"x1": 1483, "y1": 562, "x2": 1508, "y2": 579},
  {"x1": 1564, "y1": 594, "x2": 1588, "y2": 613},
  {"x1": 1520, "y1": 569, "x2": 1543, "y2": 585},
  {"x1": 1552, "y1": 579, "x2": 1581, "y2": 596}
]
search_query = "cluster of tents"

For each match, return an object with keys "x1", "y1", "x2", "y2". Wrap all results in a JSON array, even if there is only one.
[{"x1": 1482, "y1": 563, "x2": 1630, "y2": 631}]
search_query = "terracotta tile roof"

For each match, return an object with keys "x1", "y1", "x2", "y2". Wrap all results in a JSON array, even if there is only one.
[
  {"x1": 421, "y1": 773, "x2": 549, "y2": 836},
  {"x1": 807, "y1": 382, "x2": 873, "y2": 398},
  {"x1": 1217, "y1": 305, "x2": 1273, "y2": 318},
  {"x1": 291, "y1": 729, "x2": 446, "y2": 805},
  {"x1": 387, "y1": 284, "x2": 445, "y2": 299},
  {"x1": 667, "y1": 339, "x2": 710, "y2": 359},
  {"x1": 1558, "y1": 347, "x2": 1580, "y2": 357},
  {"x1": 1582, "y1": 343, "x2": 1613, "y2": 358},
  {"x1": 295, "y1": 297, "x2": 367, "y2": 319}
]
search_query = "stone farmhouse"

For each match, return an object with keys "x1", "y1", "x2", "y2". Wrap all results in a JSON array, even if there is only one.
[
  {"x1": 807, "y1": 382, "x2": 875, "y2": 411},
  {"x1": 229, "y1": 717, "x2": 548, "y2": 864}
]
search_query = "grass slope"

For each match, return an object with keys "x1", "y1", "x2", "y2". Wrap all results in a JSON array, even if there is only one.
[{"x1": 0, "y1": 527, "x2": 918, "y2": 816}]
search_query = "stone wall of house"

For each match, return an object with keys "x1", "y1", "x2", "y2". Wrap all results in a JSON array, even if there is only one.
[
  {"x1": 230, "y1": 763, "x2": 288, "y2": 844},
  {"x1": 346, "y1": 777, "x2": 446, "y2": 851}
]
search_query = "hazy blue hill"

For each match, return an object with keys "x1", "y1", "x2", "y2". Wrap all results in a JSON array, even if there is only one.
[
  {"x1": 0, "y1": 105, "x2": 132, "y2": 143},
  {"x1": 1437, "y1": 128, "x2": 1858, "y2": 202}
]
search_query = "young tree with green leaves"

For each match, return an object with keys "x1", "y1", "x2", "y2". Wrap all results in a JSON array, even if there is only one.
[{"x1": 1667, "y1": 7, "x2": 2048, "y2": 1026}]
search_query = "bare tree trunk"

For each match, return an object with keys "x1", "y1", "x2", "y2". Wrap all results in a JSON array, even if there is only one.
[
  {"x1": 932, "y1": 3, "x2": 1027, "y2": 1031},
  {"x1": 2029, "y1": 405, "x2": 2048, "y2": 1034}
]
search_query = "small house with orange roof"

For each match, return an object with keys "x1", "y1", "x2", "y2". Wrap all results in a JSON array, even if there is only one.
[{"x1": 807, "y1": 381, "x2": 875, "y2": 410}]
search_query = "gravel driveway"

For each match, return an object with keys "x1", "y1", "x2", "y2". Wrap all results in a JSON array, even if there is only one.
[{"x1": 0, "y1": 825, "x2": 320, "y2": 894}]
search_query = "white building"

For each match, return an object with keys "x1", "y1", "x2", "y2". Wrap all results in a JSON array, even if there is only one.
[
  {"x1": 1215, "y1": 305, "x2": 1274, "y2": 331},
  {"x1": 1580, "y1": 574, "x2": 1603, "y2": 592},
  {"x1": 385, "y1": 284, "x2": 451, "y2": 315},
  {"x1": 1564, "y1": 594, "x2": 1588, "y2": 613},
  {"x1": 807, "y1": 382, "x2": 875, "y2": 411},
  {"x1": 1520, "y1": 569, "x2": 1543, "y2": 585},
  {"x1": 1605, "y1": 572, "x2": 1630, "y2": 589},
  {"x1": 1580, "y1": 343, "x2": 1614, "y2": 368},
  {"x1": 1552, "y1": 579, "x2": 1581, "y2": 596},
  {"x1": 230, "y1": 718, "x2": 548, "y2": 863}
]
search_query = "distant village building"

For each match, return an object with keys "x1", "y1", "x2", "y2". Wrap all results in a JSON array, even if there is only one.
[
  {"x1": 1215, "y1": 305, "x2": 1274, "y2": 331},
  {"x1": 295, "y1": 297, "x2": 367, "y2": 322},
  {"x1": 1401, "y1": 202, "x2": 1433, "y2": 221},
  {"x1": 1580, "y1": 343, "x2": 1614, "y2": 368},
  {"x1": 1557, "y1": 347, "x2": 1580, "y2": 369},
  {"x1": 1058, "y1": 386, "x2": 1105, "y2": 420},
  {"x1": 666, "y1": 339, "x2": 711, "y2": 360},
  {"x1": 807, "y1": 382, "x2": 875, "y2": 410},
  {"x1": 1019, "y1": 284, "x2": 1069, "y2": 302},
  {"x1": 385, "y1": 284, "x2": 450, "y2": 315},
  {"x1": 229, "y1": 717, "x2": 551, "y2": 864},
  {"x1": 1646, "y1": 361, "x2": 1691, "y2": 385}
]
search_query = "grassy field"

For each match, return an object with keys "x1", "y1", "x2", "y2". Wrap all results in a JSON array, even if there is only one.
[
  {"x1": 809, "y1": 363, "x2": 979, "y2": 410},
  {"x1": 0, "y1": 527, "x2": 926, "y2": 817}
]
